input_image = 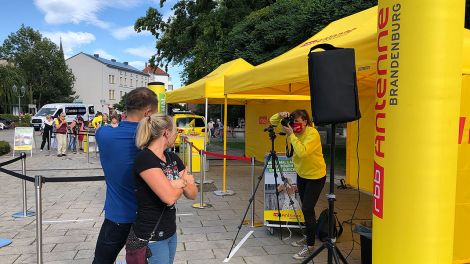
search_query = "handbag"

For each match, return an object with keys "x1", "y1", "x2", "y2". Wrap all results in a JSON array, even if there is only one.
[{"x1": 126, "y1": 207, "x2": 166, "y2": 264}]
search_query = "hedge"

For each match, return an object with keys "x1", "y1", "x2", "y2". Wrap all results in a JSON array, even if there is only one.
[{"x1": 0, "y1": 141, "x2": 11, "y2": 156}]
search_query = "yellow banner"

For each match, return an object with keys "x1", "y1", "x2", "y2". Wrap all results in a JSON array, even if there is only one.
[
  {"x1": 374, "y1": 1, "x2": 464, "y2": 264},
  {"x1": 264, "y1": 210, "x2": 304, "y2": 222}
]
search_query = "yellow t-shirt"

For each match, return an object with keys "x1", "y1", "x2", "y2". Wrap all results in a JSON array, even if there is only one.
[
  {"x1": 91, "y1": 116, "x2": 102, "y2": 128},
  {"x1": 270, "y1": 114, "x2": 326, "y2": 180}
]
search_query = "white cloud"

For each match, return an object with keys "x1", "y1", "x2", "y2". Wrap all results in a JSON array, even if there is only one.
[
  {"x1": 34, "y1": 0, "x2": 144, "y2": 28},
  {"x1": 124, "y1": 46, "x2": 156, "y2": 59},
  {"x1": 93, "y1": 49, "x2": 118, "y2": 60},
  {"x1": 129, "y1": 61, "x2": 146, "y2": 70},
  {"x1": 42, "y1": 31, "x2": 95, "y2": 58},
  {"x1": 111, "y1": 25, "x2": 150, "y2": 40}
]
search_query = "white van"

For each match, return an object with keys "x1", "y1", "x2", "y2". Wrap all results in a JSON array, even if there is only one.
[{"x1": 31, "y1": 103, "x2": 95, "y2": 131}]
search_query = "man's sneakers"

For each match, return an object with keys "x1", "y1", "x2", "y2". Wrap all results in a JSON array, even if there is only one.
[
  {"x1": 293, "y1": 245, "x2": 314, "y2": 260},
  {"x1": 291, "y1": 236, "x2": 307, "y2": 247}
]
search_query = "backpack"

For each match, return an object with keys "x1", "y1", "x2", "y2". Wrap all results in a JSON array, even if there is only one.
[{"x1": 316, "y1": 208, "x2": 343, "y2": 242}]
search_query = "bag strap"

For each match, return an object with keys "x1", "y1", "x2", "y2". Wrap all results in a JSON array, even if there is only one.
[
  {"x1": 309, "y1": 43, "x2": 343, "y2": 54},
  {"x1": 148, "y1": 206, "x2": 166, "y2": 241}
]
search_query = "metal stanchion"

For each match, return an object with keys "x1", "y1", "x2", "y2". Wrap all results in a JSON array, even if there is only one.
[
  {"x1": 181, "y1": 136, "x2": 186, "y2": 165},
  {"x1": 12, "y1": 152, "x2": 35, "y2": 218},
  {"x1": 86, "y1": 131, "x2": 90, "y2": 164},
  {"x1": 192, "y1": 150, "x2": 211, "y2": 209},
  {"x1": 94, "y1": 133, "x2": 98, "y2": 158},
  {"x1": 35, "y1": 175, "x2": 43, "y2": 264}
]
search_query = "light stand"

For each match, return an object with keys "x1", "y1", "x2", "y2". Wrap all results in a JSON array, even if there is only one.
[
  {"x1": 12, "y1": 85, "x2": 26, "y2": 115},
  {"x1": 301, "y1": 123, "x2": 348, "y2": 264}
]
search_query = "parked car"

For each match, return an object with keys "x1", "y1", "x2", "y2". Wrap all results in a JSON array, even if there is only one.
[
  {"x1": 172, "y1": 112, "x2": 208, "y2": 148},
  {"x1": 0, "y1": 118, "x2": 12, "y2": 129}
]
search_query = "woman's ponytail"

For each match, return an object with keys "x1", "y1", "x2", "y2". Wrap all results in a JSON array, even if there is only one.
[{"x1": 136, "y1": 116, "x2": 153, "y2": 149}]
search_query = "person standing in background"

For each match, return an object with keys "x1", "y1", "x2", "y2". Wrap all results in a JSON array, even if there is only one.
[
  {"x1": 40, "y1": 115, "x2": 53, "y2": 151},
  {"x1": 55, "y1": 113, "x2": 68, "y2": 157}
]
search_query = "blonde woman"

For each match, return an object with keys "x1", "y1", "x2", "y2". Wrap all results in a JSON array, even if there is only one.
[
  {"x1": 132, "y1": 113, "x2": 197, "y2": 264},
  {"x1": 55, "y1": 112, "x2": 68, "y2": 157}
]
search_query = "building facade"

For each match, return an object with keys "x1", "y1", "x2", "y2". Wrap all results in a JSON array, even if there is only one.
[
  {"x1": 66, "y1": 52, "x2": 150, "y2": 113},
  {"x1": 143, "y1": 63, "x2": 173, "y2": 91}
]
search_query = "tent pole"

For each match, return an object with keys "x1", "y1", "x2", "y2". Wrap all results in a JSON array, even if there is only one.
[
  {"x1": 204, "y1": 97, "x2": 208, "y2": 152},
  {"x1": 223, "y1": 96, "x2": 228, "y2": 192}
]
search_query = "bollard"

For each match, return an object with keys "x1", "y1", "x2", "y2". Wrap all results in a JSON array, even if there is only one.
[
  {"x1": 35, "y1": 175, "x2": 43, "y2": 264},
  {"x1": 12, "y1": 152, "x2": 35, "y2": 218}
]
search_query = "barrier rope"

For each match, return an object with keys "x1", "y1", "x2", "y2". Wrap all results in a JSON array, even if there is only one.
[
  {"x1": 202, "y1": 151, "x2": 251, "y2": 163},
  {"x1": 182, "y1": 138, "x2": 201, "y2": 152},
  {"x1": 44, "y1": 176, "x2": 104, "y2": 182},
  {"x1": 0, "y1": 155, "x2": 24, "y2": 167},
  {"x1": 0, "y1": 167, "x2": 35, "y2": 182}
]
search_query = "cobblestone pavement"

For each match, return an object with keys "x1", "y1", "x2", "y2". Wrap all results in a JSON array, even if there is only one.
[{"x1": 0, "y1": 129, "x2": 371, "y2": 263}]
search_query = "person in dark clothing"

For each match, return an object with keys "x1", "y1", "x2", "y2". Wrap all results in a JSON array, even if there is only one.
[
  {"x1": 133, "y1": 113, "x2": 197, "y2": 264},
  {"x1": 40, "y1": 115, "x2": 53, "y2": 151}
]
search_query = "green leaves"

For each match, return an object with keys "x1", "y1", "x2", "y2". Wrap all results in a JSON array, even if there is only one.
[
  {"x1": 136, "y1": 0, "x2": 377, "y2": 86},
  {"x1": 0, "y1": 25, "x2": 76, "y2": 113}
]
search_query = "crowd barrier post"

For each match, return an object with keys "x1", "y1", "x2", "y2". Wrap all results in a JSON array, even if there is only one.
[
  {"x1": 86, "y1": 131, "x2": 90, "y2": 164},
  {"x1": 34, "y1": 175, "x2": 44, "y2": 264},
  {"x1": 12, "y1": 152, "x2": 35, "y2": 218},
  {"x1": 93, "y1": 133, "x2": 98, "y2": 159},
  {"x1": 187, "y1": 141, "x2": 192, "y2": 175},
  {"x1": 192, "y1": 150, "x2": 211, "y2": 209},
  {"x1": 181, "y1": 136, "x2": 186, "y2": 165}
]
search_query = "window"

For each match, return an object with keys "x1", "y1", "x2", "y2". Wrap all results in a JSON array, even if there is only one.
[
  {"x1": 112, "y1": 75, "x2": 115, "y2": 84},
  {"x1": 120, "y1": 77, "x2": 122, "y2": 85},
  {"x1": 125, "y1": 78, "x2": 127, "y2": 86},
  {"x1": 65, "y1": 107, "x2": 86, "y2": 115},
  {"x1": 120, "y1": 71, "x2": 123, "y2": 75},
  {"x1": 109, "y1": 90, "x2": 115, "y2": 100},
  {"x1": 176, "y1": 117, "x2": 205, "y2": 128},
  {"x1": 108, "y1": 75, "x2": 112, "y2": 84},
  {"x1": 120, "y1": 91, "x2": 123, "y2": 97}
]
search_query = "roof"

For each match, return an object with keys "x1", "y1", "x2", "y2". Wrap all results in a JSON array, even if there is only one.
[
  {"x1": 67, "y1": 52, "x2": 149, "y2": 76},
  {"x1": 143, "y1": 65, "x2": 169, "y2": 76}
]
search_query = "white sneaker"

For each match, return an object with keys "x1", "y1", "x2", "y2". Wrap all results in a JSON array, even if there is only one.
[
  {"x1": 293, "y1": 245, "x2": 314, "y2": 260},
  {"x1": 291, "y1": 236, "x2": 307, "y2": 247}
]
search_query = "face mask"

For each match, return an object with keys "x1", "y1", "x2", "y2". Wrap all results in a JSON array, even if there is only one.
[{"x1": 292, "y1": 122, "x2": 303, "y2": 133}]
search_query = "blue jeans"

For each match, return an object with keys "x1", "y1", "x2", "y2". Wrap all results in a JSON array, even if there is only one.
[
  {"x1": 148, "y1": 233, "x2": 177, "y2": 264},
  {"x1": 92, "y1": 219, "x2": 132, "y2": 264}
]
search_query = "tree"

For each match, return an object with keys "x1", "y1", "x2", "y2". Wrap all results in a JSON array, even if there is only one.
[
  {"x1": 0, "y1": 65, "x2": 25, "y2": 113},
  {"x1": 0, "y1": 25, "x2": 76, "y2": 108},
  {"x1": 113, "y1": 93, "x2": 128, "y2": 112},
  {"x1": 136, "y1": 0, "x2": 376, "y2": 85}
]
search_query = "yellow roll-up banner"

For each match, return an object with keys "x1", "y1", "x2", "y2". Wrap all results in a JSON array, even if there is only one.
[
  {"x1": 374, "y1": 1, "x2": 464, "y2": 263},
  {"x1": 148, "y1": 82, "x2": 166, "y2": 113}
]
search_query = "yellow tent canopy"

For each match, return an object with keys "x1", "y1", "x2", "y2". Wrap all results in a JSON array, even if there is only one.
[{"x1": 166, "y1": 58, "x2": 254, "y2": 105}]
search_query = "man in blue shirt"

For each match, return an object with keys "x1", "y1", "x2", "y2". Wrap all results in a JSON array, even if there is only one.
[{"x1": 93, "y1": 87, "x2": 157, "y2": 264}]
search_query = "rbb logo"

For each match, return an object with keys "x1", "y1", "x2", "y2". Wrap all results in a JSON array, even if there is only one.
[
  {"x1": 373, "y1": 162, "x2": 384, "y2": 219},
  {"x1": 458, "y1": 117, "x2": 469, "y2": 144}
]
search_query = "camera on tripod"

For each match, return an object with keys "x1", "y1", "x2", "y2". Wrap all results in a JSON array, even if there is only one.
[{"x1": 281, "y1": 116, "x2": 295, "y2": 127}]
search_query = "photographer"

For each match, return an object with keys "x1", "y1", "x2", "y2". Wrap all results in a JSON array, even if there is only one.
[{"x1": 269, "y1": 109, "x2": 326, "y2": 260}]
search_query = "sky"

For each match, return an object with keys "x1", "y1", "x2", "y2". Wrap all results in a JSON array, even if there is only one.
[{"x1": 0, "y1": 0, "x2": 184, "y2": 88}]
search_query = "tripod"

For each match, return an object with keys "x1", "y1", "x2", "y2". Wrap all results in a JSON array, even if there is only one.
[
  {"x1": 301, "y1": 123, "x2": 348, "y2": 264},
  {"x1": 226, "y1": 125, "x2": 303, "y2": 260}
]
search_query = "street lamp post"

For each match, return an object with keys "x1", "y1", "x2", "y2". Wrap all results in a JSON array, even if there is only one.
[{"x1": 12, "y1": 85, "x2": 26, "y2": 115}]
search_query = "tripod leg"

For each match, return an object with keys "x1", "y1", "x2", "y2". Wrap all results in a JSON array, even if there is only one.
[
  {"x1": 331, "y1": 246, "x2": 341, "y2": 264},
  {"x1": 334, "y1": 245, "x2": 349, "y2": 264},
  {"x1": 301, "y1": 243, "x2": 326, "y2": 264}
]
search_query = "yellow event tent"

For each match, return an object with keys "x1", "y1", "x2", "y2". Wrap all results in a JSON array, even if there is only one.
[{"x1": 225, "y1": 6, "x2": 470, "y2": 263}]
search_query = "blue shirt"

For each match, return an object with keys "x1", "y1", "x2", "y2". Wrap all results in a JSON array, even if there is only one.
[{"x1": 96, "y1": 121, "x2": 140, "y2": 223}]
